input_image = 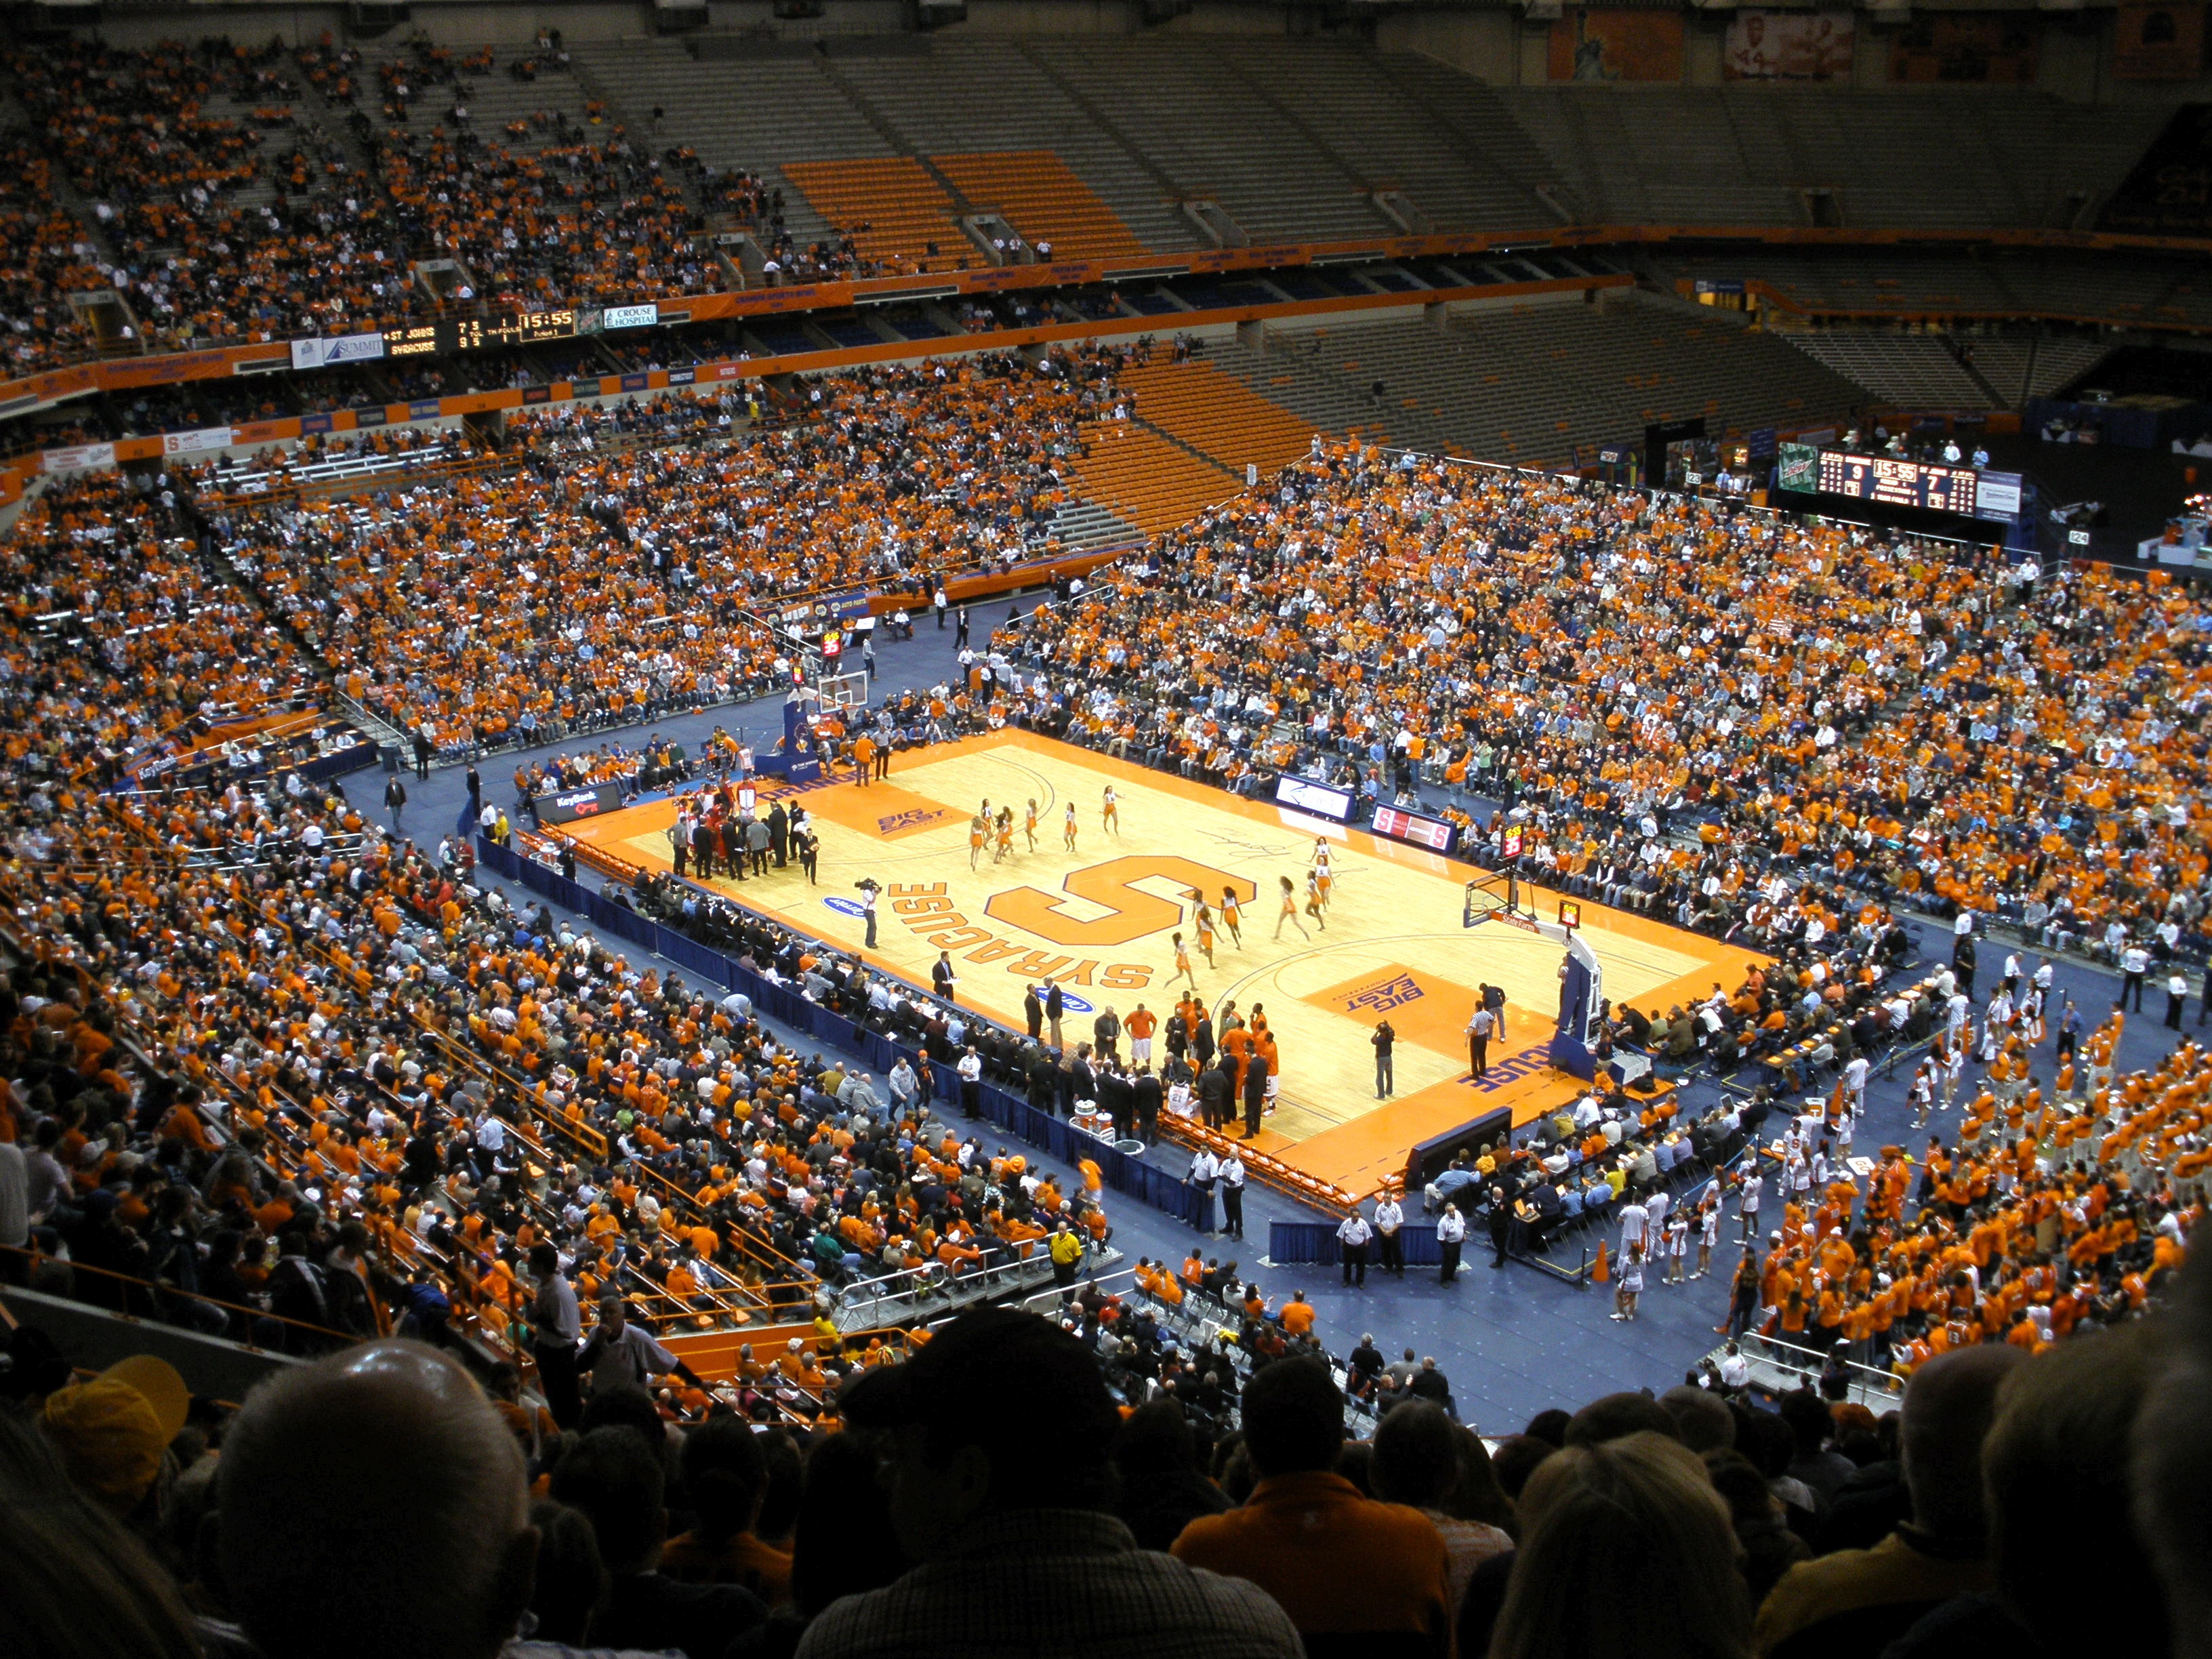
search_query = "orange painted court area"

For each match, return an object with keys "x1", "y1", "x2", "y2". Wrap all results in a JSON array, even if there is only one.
[{"x1": 562, "y1": 731, "x2": 1764, "y2": 1197}]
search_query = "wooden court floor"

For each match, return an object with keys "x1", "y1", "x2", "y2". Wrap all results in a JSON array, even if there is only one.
[{"x1": 565, "y1": 731, "x2": 1763, "y2": 1196}]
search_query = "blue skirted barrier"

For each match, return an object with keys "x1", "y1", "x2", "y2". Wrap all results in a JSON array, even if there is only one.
[
  {"x1": 477, "y1": 837, "x2": 1205, "y2": 1230},
  {"x1": 1267, "y1": 1221, "x2": 1443, "y2": 1267}
]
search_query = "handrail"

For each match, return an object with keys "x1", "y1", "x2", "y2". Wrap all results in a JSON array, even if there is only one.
[
  {"x1": 1753, "y1": 1329, "x2": 1908, "y2": 1393},
  {"x1": 1008, "y1": 1265, "x2": 1139, "y2": 1318},
  {"x1": 198, "y1": 449, "x2": 506, "y2": 510},
  {"x1": 0, "y1": 1242, "x2": 361, "y2": 1348},
  {"x1": 833, "y1": 1246, "x2": 1080, "y2": 1330}
]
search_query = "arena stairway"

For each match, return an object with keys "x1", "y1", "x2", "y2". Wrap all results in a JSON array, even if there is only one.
[{"x1": 1048, "y1": 498, "x2": 1143, "y2": 550}]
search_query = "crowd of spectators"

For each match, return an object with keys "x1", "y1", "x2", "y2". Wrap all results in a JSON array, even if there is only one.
[
  {"x1": 0, "y1": 457, "x2": 1141, "y2": 1462},
  {"x1": 1, "y1": 471, "x2": 321, "y2": 777},
  {"x1": 1002, "y1": 440, "x2": 2212, "y2": 970},
  {"x1": 0, "y1": 129, "x2": 104, "y2": 375},
  {"x1": 0, "y1": 33, "x2": 787, "y2": 371},
  {"x1": 3, "y1": 302, "x2": 2212, "y2": 1659},
  {"x1": 0, "y1": 24, "x2": 1108, "y2": 381},
  {"x1": 5, "y1": 37, "x2": 422, "y2": 356},
  {"x1": 196, "y1": 346, "x2": 1132, "y2": 754},
  {"x1": 0, "y1": 27, "x2": 987, "y2": 379},
  {"x1": 3, "y1": 1252, "x2": 2201, "y2": 1659}
]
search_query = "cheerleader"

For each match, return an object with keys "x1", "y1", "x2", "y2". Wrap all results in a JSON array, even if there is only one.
[
  {"x1": 1611, "y1": 1243, "x2": 1645, "y2": 1321},
  {"x1": 968, "y1": 814, "x2": 987, "y2": 872},
  {"x1": 1274, "y1": 874, "x2": 1309, "y2": 941},
  {"x1": 1908, "y1": 1061, "x2": 1936, "y2": 1129},
  {"x1": 1694, "y1": 1198, "x2": 1719, "y2": 1280},
  {"x1": 1170, "y1": 931, "x2": 1197, "y2": 991},
  {"x1": 1101, "y1": 784, "x2": 1119, "y2": 836},
  {"x1": 1024, "y1": 798, "x2": 1040, "y2": 852},
  {"x1": 1304, "y1": 867, "x2": 1328, "y2": 931},
  {"x1": 1738, "y1": 1170, "x2": 1763, "y2": 1241},
  {"x1": 1063, "y1": 801, "x2": 1079, "y2": 852},
  {"x1": 1220, "y1": 886, "x2": 1244, "y2": 948},
  {"x1": 1664, "y1": 1210, "x2": 1690, "y2": 1285},
  {"x1": 1196, "y1": 905, "x2": 1217, "y2": 970}
]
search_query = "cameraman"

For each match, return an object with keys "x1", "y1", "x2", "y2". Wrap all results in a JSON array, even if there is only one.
[{"x1": 857, "y1": 877, "x2": 881, "y2": 948}]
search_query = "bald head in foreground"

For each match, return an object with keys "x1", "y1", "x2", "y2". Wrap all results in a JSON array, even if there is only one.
[{"x1": 218, "y1": 1340, "x2": 537, "y2": 1659}]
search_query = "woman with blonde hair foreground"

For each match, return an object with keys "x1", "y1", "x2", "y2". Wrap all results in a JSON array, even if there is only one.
[{"x1": 1489, "y1": 1430, "x2": 1750, "y2": 1659}]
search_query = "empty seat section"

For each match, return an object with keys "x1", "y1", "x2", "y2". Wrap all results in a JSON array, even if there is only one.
[
  {"x1": 1780, "y1": 333, "x2": 1993, "y2": 408},
  {"x1": 780, "y1": 157, "x2": 969, "y2": 274},
  {"x1": 1207, "y1": 296, "x2": 1865, "y2": 467},
  {"x1": 1024, "y1": 37, "x2": 1395, "y2": 245},
  {"x1": 831, "y1": 41, "x2": 1201, "y2": 255},
  {"x1": 1071, "y1": 423, "x2": 1244, "y2": 535},
  {"x1": 933, "y1": 151, "x2": 1153, "y2": 262},
  {"x1": 1120, "y1": 359, "x2": 1315, "y2": 477}
]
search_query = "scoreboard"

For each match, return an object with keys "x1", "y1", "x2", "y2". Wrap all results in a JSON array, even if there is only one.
[
  {"x1": 1370, "y1": 803, "x2": 1458, "y2": 854},
  {"x1": 374, "y1": 309, "x2": 581, "y2": 358},
  {"x1": 1816, "y1": 450, "x2": 1978, "y2": 515}
]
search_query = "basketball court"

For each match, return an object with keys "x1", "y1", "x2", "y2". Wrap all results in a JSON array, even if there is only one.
[{"x1": 560, "y1": 729, "x2": 1763, "y2": 1197}]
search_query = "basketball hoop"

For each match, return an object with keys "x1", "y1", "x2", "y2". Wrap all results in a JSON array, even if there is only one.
[
  {"x1": 817, "y1": 669, "x2": 869, "y2": 712},
  {"x1": 1463, "y1": 869, "x2": 1521, "y2": 929}
]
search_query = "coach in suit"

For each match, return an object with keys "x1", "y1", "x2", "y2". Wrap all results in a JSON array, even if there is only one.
[
  {"x1": 1132, "y1": 1066, "x2": 1163, "y2": 1144},
  {"x1": 1197, "y1": 1059, "x2": 1231, "y2": 1130},
  {"x1": 1241, "y1": 1051, "x2": 1269, "y2": 1140}
]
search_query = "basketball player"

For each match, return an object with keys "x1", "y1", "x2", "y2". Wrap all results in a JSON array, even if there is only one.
[
  {"x1": 968, "y1": 813, "x2": 987, "y2": 872},
  {"x1": 1220, "y1": 886, "x2": 1244, "y2": 948},
  {"x1": 1024, "y1": 798, "x2": 1040, "y2": 853},
  {"x1": 1274, "y1": 875, "x2": 1309, "y2": 941},
  {"x1": 1101, "y1": 784, "x2": 1119, "y2": 836},
  {"x1": 1064, "y1": 801, "x2": 1079, "y2": 852},
  {"x1": 1170, "y1": 930, "x2": 1197, "y2": 991},
  {"x1": 1264, "y1": 1054, "x2": 1282, "y2": 1120},
  {"x1": 1304, "y1": 868, "x2": 1328, "y2": 931}
]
